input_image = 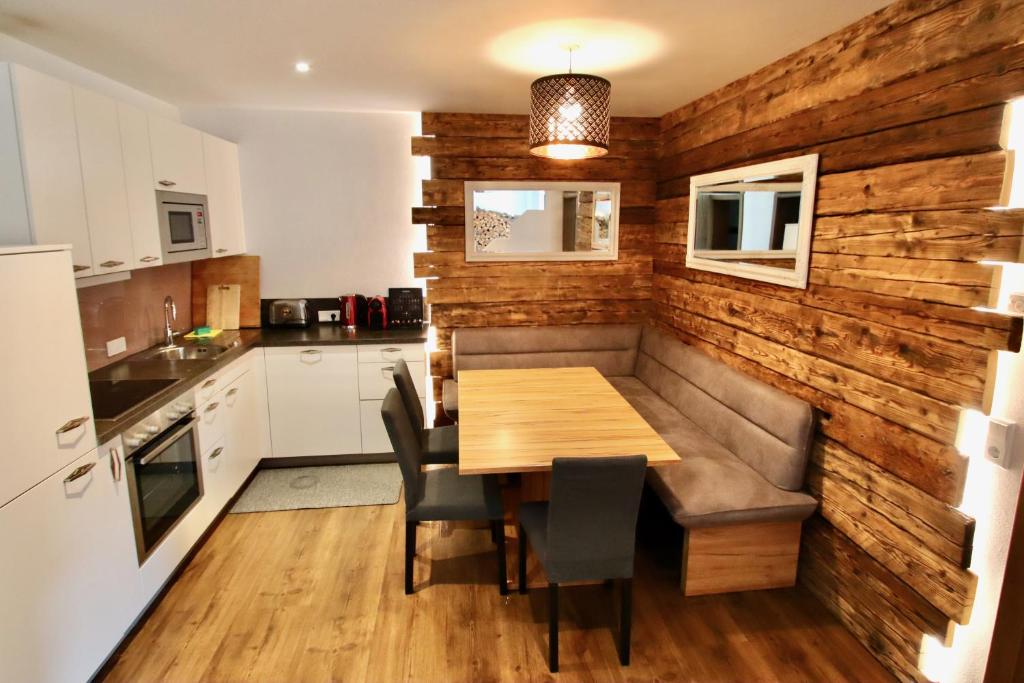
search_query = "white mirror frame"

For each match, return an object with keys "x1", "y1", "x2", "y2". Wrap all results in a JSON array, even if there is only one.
[
  {"x1": 686, "y1": 154, "x2": 819, "y2": 289},
  {"x1": 464, "y1": 181, "x2": 621, "y2": 262}
]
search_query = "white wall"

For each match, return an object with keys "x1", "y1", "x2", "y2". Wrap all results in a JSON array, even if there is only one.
[
  {"x1": 181, "y1": 107, "x2": 425, "y2": 298},
  {"x1": 0, "y1": 33, "x2": 178, "y2": 118}
]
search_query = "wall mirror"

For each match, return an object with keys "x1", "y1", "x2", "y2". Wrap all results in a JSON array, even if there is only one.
[
  {"x1": 687, "y1": 154, "x2": 819, "y2": 288},
  {"x1": 464, "y1": 181, "x2": 620, "y2": 262}
]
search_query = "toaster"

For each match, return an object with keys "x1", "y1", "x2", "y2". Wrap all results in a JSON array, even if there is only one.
[{"x1": 268, "y1": 299, "x2": 312, "y2": 327}]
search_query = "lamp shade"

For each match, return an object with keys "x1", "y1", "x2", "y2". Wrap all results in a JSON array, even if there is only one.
[{"x1": 529, "y1": 73, "x2": 610, "y2": 160}]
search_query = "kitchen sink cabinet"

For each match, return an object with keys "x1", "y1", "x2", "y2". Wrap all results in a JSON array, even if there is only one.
[
  {"x1": 148, "y1": 114, "x2": 207, "y2": 195},
  {"x1": 265, "y1": 346, "x2": 362, "y2": 457},
  {"x1": 73, "y1": 86, "x2": 135, "y2": 275},
  {"x1": 0, "y1": 246, "x2": 96, "y2": 508},
  {"x1": 202, "y1": 132, "x2": 247, "y2": 258},
  {"x1": 0, "y1": 438, "x2": 141, "y2": 683}
]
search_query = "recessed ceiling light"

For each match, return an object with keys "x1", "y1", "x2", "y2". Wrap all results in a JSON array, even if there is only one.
[{"x1": 294, "y1": 61, "x2": 311, "y2": 73}]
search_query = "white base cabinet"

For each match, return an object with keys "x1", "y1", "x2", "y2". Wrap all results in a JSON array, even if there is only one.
[
  {"x1": 265, "y1": 346, "x2": 362, "y2": 457},
  {"x1": 0, "y1": 439, "x2": 141, "y2": 683},
  {"x1": 356, "y1": 343, "x2": 427, "y2": 454}
]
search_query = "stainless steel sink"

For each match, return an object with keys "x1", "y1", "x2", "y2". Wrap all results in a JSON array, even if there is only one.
[{"x1": 139, "y1": 344, "x2": 230, "y2": 361}]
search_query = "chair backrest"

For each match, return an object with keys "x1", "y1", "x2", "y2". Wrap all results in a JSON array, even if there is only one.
[
  {"x1": 545, "y1": 455, "x2": 647, "y2": 583},
  {"x1": 392, "y1": 359, "x2": 425, "y2": 432},
  {"x1": 381, "y1": 388, "x2": 423, "y2": 510},
  {"x1": 452, "y1": 324, "x2": 642, "y2": 377}
]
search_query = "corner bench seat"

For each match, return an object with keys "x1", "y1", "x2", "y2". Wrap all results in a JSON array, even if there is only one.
[
  {"x1": 444, "y1": 323, "x2": 818, "y2": 596},
  {"x1": 608, "y1": 377, "x2": 817, "y2": 528}
]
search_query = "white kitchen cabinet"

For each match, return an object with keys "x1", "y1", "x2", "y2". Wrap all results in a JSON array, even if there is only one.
[
  {"x1": 0, "y1": 246, "x2": 95, "y2": 507},
  {"x1": 117, "y1": 102, "x2": 163, "y2": 268},
  {"x1": 202, "y1": 132, "x2": 246, "y2": 257},
  {"x1": 222, "y1": 368, "x2": 264, "y2": 486},
  {"x1": 358, "y1": 360, "x2": 425, "y2": 400},
  {"x1": 73, "y1": 86, "x2": 134, "y2": 275},
  {"x1": 356, "y1": 342, "x2": 425, "y2": 365},
  {"x1": 148, "y1": 114, "x2": 207, "y2": 194},
  {"x1": 360, "y1": 396, "x2": 426, "y2": 454},
  {"x1": 0, "y1": 439, "x2": 142, "y2": 683},
  {"x1": 265, "y1": 346, "x2": 362, "y2": 457},
  {"x1": 0, "y1": 64, "x2": 94, "y2": 276},
  {"x1": 355, "y1": 345, "x2": 427, "y2": 453}
]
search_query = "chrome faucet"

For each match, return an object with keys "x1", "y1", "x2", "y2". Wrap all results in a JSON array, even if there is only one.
[{"x1": 163, "y1": 295, "x2": 178, "y2": 347}]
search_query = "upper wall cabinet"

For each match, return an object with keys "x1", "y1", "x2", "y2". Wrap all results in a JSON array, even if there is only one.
[
  {"x1": 117, "y1": 102, "x2": 163, "y2": 268},
  {"x1": 73, "y1": 87, "x2": 134, "y2": 275},
  {"x1": 0, "y1": 64, "x2": 95, "y2": 277},
  {"x1": 202, "y1": 132, "x2": 246, "y2": 257},
  {"x1": 148, "y1": 115, "x2": 207, "y2": 195},
  {"x1": 686, "y1": 154, "x2": 819, "y2": 289}
]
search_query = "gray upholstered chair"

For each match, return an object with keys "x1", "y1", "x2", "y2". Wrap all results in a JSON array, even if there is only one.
[
  {"x1": 518, "y1": 455, "x2": 648, "y2": 672},
  {"x1": 381, "y1": 388, "x2": 507, "y2": 596},
  {"x1": 392, "y1": 359, "x2": 458, "y2": 465}
]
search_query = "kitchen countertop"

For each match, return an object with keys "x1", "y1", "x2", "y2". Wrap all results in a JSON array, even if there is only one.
[{"x1": 91, "y1": 324, "x2": 429, "y2": 445}]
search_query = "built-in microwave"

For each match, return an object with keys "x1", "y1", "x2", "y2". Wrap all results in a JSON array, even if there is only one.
[{"x1": 156, "y1": 190, "x2": 211, "y2": 263}]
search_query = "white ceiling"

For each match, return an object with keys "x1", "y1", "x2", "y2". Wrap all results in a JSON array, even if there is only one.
[{"x1": 0, "y1": 0, "x2": 892, "y2": 117}]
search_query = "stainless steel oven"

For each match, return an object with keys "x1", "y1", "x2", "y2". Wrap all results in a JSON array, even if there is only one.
[
  {"x1": 123, "y1": 392, "x2": 203, "y2": 563},
  {"x1": 157, "y1": 190, "x2": 211, "y2": 263}
]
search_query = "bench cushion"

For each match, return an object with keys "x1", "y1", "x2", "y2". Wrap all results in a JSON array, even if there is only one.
[
  {"x1": 609, "y1": 377, "x2": 817, "y2": 527},
  {"x1": 452, "y1": 324, "x2": 641, "y2": 377},
  {"x1": 635, "y1": 327, "x2": 814, "y2": 491},
  {"x1": 442, "y1": 379, "x2": 459, "y2": 420}
]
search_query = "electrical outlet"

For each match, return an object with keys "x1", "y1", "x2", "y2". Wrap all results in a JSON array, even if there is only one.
[
  {"x1": 106, "y1": 336, "x2": 127, "y2": 357},
  {"x1": 985, "y1": 417, "x2": 1016, "y2": 468},
  {"x1": 318, "y1": 309, "x2": 341, "y2": 323}
]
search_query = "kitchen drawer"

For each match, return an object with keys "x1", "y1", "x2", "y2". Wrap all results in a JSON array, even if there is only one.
[
  {"x1": 357, "y1": 343, "x2": 424, "y2": 365},
  {"x1": 193, "y1": 354, "x2": 250, "y2": 405},
  {"x1": 360, "y1": 398, "x2": 424, "y2": 454},
  {"x1": 197, "y1": 392, "x2": 227, "y2": 454},
  {"x1": 358, "y1": 360, "x2": 425, "y2": 400},
  {"x1": 198, "y1": 435, "x2": 231, "y2": 521}
]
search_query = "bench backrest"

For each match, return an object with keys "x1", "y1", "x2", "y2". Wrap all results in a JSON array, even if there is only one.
[
  {"x1": 635, "y1": 326, "x2": 814, "y2": 491},
  {"x1": 452, "y1": 324, "x2": 641, "y2": 377}
]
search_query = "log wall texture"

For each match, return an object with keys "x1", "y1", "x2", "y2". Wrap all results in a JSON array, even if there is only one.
[
  {"x1": 655, "y1": 1, "x2": 1024, "y2": 680},
  {"x1": 412, "y1": 112, "x2": 659, "y2": 413}
]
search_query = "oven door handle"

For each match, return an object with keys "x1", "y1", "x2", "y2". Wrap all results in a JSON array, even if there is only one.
[{"x1": 135, "y1": 418, "x2": 198, "y2": 467}]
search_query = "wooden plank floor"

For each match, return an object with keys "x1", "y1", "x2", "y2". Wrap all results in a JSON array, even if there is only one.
[{"x1": 103, "y1": 493, "x2": 896, "y2": 682}]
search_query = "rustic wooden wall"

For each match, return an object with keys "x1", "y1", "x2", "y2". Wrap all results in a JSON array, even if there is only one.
[
  {"x1": 412, "y1": 112, "x2": 659, "y2": 417},
  {"x1": 655, "y1": 1, "x2": 1024, "y2": 680}
]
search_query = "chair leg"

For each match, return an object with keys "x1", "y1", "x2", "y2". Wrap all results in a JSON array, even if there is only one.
[
  {"x1": 549, "y1": 582, "x2": 559, "y2": 673},
  {"x1": 518, "y1": 524, "x2": 528, "y2": 594},
  {"x1": 490, "y1": 521, "x2": 498, "y2": 544},
  {"x1": 494, "y1": 520, "x2": 508, "y2": 596},
  {"x1": 404, "y1": 521, "x2": 416, "y2": 595},
  {"x1": 619, "y1": 578, "x2": 632, "y2": 666}
]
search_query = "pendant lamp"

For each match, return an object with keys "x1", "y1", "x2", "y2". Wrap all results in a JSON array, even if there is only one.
[{"x1": 529, "y1": 48, "x2": 610, "y2": 160}]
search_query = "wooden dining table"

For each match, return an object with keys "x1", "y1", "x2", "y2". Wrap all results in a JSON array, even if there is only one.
[
  {"x1": 458, "y1": 366, "x2": 679, "y2": 477},
  {"x1": 456, "y1": 366, "x2": 679, "y2": 586}
]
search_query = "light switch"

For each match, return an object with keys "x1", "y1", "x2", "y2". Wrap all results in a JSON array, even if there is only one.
[
  {"x1": 106, "y1": 336, "x2": 127, "y2": 357},
  {"x1": 985, "y1": 417, "x2": 1016, "y2": 468},
  {"x1": 318, "y1": 309, "x2": 341, "y2": 323}
]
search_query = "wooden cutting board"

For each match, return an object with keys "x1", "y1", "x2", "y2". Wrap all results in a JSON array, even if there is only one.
[
  {"x1": 191, "y1": 254, "x2": 261, "y2": 328},
  {"x1": 207, "y1": 284, "x2": 241, "y2": 330}
]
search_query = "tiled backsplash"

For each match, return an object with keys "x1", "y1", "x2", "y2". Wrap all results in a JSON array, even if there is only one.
[{"x1": 77, "y1": 263, "x2": 192, "y2": 371}]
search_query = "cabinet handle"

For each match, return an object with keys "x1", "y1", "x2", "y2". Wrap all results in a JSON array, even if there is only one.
[
  {"x1": 216, "y1": 248, "x2": 228, "y2": 254},
  {"x1": 64, "y1": 462, "x2": 95, "y2": 484},
  {"x1": 109, "y1": 447, "x2": 122, "y2": 482},
  {"x1": 301, "y1": 349, "x2": 322, "y2": 357},
  {"x1": 139, "y1": 256, "x2": 159, "y2": 263},
  {"x1": 158, "y1": 179, "x2": 176, "y2": 187},
  {"x1": 209, "y1": 446, "x2": 224, "y2": 460},
  {"x1": 202, "y1": 379, "x2": 217, "y2": 389},
  {"x1": 56, "y1": 416, "x2": 89, "y2": 435},
  {"x1": 205, "y1": 402, "x2": 220, "y2": 413},
  {"x1": 382, "y1": 347, "x2": 401, "y2": 353},
  {"x1": 381, "y1": 366, "x2": 395, "y2": 379},
  {"x1": 99, "y1": 260, "x2": 124, "y2": 268},
  {"x1": 227, "y1": 388, "x2": 239, "y2": 397},
  {"x1": 72, "y1": 264, "x2": 91, "y2": 273}
]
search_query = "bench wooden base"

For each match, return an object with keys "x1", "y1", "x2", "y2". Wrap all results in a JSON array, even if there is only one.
[{"x1": 681, "y1": 521, "x2": 802, "y2": 596}]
